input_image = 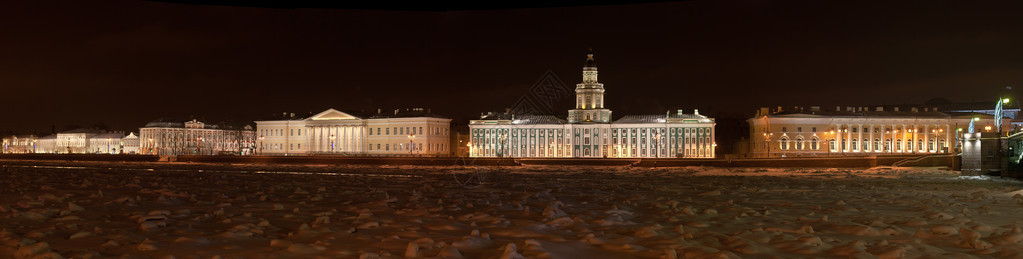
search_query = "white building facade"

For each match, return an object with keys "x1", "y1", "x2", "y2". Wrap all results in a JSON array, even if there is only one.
[
  {"x1": 747, "y1": 106, "x2": 1012, "y2": 157},
  {"x1": 256, "y1": 108, "x2": 452, "y2": 156},
  {"x1": 140, "y1": 119, "x2": 256, "y2": 155},
  {"x1": 469, "y1": 51, "x2": 716, "y2": 158}
]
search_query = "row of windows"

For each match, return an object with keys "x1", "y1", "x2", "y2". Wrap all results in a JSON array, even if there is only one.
[
  {"x1": 776, "y1": 126, "x2": 947, "y2": 134},
  {"x1": 776, "y1": 138, "x2": 946, "y2": 151}
]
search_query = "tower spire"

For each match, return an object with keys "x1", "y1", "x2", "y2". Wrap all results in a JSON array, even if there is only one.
[{"x1": 584, "y1": 48, "x2": 596, "y2": 68}]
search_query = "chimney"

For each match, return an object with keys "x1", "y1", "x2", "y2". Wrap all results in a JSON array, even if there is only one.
[
  {"x1": 290, "y1": 113, "x2": 295, "y2": 118},
  {"x1": 694, "y1": 109, "x2": 700, "y2": 115},
  {"x1": 677, "y1": 109, "x2": 684, "y2": 116},
  {"x1": 759, "y1": 107, "x2": 769, "y2": 116},
  {"x1": 876, "y1": 106, "x2": 884, "y2": 111}
]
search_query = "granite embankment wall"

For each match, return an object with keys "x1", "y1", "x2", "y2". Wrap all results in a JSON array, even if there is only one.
[{"x1": 0, "y1": 153, "x2": 955, "y2": 168}]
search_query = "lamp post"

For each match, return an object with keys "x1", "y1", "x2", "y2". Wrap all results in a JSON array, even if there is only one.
[
  {"x1": 763, "y1": 132, "x2": 772, "y2": 158},
  {"x1": 653, "y1": 131, "x2": 663, "y2": 158},
  {"x1": 197, "y1": 137, "x2": 203, "y2": 155},
  {"x1": 329, "y1": 134, "x2": 336, "y2": 154},
  {"x1": 408, "y1": 134, "x2": 415, "y2": 156},
  {"x1": 147, "y1": 138, "x2": 153, "y2": 155},
  {"x1": 497, "y1": 132, "x2": 507, "y2": 158},
  {"x1": 106, "y1": 138, "x2": 111, "y2": 154},
  {"x1": 258, "y1": 135, "x2": 264, "y2": 155}
]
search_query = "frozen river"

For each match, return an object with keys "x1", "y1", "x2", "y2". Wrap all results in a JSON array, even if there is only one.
[{"x1": 2, "y1": 163, "x2": 1023, "y2": 258}]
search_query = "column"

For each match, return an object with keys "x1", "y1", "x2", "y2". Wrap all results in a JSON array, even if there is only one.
[
  {"x1": 923, "y1": 125, "x2": 930, "y2": 153},
  {"x1": 856, "y1": 124, "x2": 863, "y2": 152},
  {"x1": 945, "y1": 124, "x2": 951, "y2": 153},
  {"x1": 901, "y1": 124, "x2": 908, "y2": 153},
  {"x1": 890, "y1": 124, "x2": 896, "y2": 153},
  {"x1": 868, "y1": 124, "x2": 874, "y2": 152}
]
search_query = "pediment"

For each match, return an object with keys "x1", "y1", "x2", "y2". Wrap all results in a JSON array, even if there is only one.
[{"x1": 306, "y1": 109, "x2": 360, "y2": 121}]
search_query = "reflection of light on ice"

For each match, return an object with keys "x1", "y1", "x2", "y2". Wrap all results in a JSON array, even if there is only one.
[{"x1": 957, "y1": 175, "x2": 992, "y2": 181}]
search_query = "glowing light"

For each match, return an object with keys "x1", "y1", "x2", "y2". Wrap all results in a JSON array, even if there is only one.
[
  {"x1": 974, "y1": 117, "x2": 980, "y2": 121},
  {"x1": 985, "y1": 126, "x2": 992, "y2": 131},
  {"x1": 1004, "y1": 98, "x2": 1011, "y2": 104}
]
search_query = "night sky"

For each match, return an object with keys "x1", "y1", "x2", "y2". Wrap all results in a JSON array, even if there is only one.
[{"x1": 4, "y1": 1, "x2": 1023, "y2": 148}]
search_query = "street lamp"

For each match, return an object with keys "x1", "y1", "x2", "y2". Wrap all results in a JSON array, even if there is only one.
[
  {"x1": 329, "y1": 134, "x2": 336, "y2": 153},
  {"x1": 653, "y1": 131, "x2": 663, "y2": 158},
  {"x1": 258, "y1": 135, "x2": 264, "y2": 155},
  {"x1": 408, "y1": 134, "x2": 415, "y2": 156},
  {"x1": 197, "y1": 137, "x2": 204, "y2": 155},
  {"x1": 106, "y1": 138, "x2": 111, "y2": 154}
]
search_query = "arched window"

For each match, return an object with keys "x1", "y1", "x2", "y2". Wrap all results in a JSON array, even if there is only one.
[
  {"x1": 884, "y1": 139, "x2": 891, "y2": 152},
  {"x1": 810, "y1": 138, "x2": 819, "y2": 150},
  {"x1": 841, "y1": 140, "x2": 847, "y2": 150},
  {"x1": 795, "y1": 138, "x2": 804, "y2": 150},
  {"x1": 907, "y1": 139, "x2": 914, "y2": 150},
  {"x1": 851, "y1": 139, "x2": 858, "y2": 151},
  {"x1": 896, "y1": 139, "x2": 902, "y2": 151},
  {"x1": 928, "y1": 139, "x2": 935, "y2": 152},
  {"x1": 939, "y1": 140, "x2": 946, "y2": 152},
  {"x1": 780, "y1": 137, "x2": 789, "y2": 150},
  {"x1": 829, "y1": 139, "x2": 836, "y2": 151},
  {"x1": 873, "y1": 139, "x2": 880, "y2": 152},
  {"x1": 918, "y1": 140, "x2": 924, "y2": 151}
]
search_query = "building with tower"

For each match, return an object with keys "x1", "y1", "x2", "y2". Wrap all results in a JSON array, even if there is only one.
[{"x1": 468, "y1": 51, "x2": 717, "y2": 158}]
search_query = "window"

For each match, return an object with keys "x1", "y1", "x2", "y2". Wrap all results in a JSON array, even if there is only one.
[
  {"x1": 377, "y1": 144, "x2": 380, "y2": 150},
  {"x1": 369, "y1": 129, "x2": 373, "y2": 135},
  {"x1": 780, "y1": 137, "x2": 789, "y2": 150},
  {"x1": 797, "y1": 127, "x2": 802, "y2": 132},
  {"x1": 782, "y1": 127, "x2": 787, "y2": 132},
  {"x1": 812, "y1": 127, "x2": 817, "y2": 132},
  {"x1": 298, "y1": 129, "x2": 302, "y2": 136},
  {"x1": 852, "y1": 128, "x2": 857, "y2": 133},
  {"x1": 419, "y1": 127, "x2": 423, "y2": 135},
  {"x1": 297, "y1": 144, "x2": 301, "y2": 149},
  {"x1": 386, "y1": 128, "x2": 390, "y2": 135}
]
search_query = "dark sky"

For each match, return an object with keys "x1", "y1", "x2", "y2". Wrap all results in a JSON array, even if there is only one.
[{"x1": 4, "y1": 0, "x2": 1023, "y2": 136}]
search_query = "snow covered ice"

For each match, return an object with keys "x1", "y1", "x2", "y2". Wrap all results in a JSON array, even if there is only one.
[{"x1": 2, "y1": 162, "x2": 1023, "y2": 258}]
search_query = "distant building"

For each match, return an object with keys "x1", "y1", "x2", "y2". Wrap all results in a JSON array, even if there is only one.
[
  {"x1": 746, "y1": 106, "x2": 1011, "y2": 157},
  {"x1": 86, "y1": 132, "x2": 126, "y2": 154},
  {"x1": 468, "y1": 51, "x2": 716, "y2": 158},
  {"x1": 255, "y1": 108, "x2": 452, "y2": 156},
  {"x1": 140, "y1": 119, "x2": 255, "y2": 155},
  {"x1": 122, "y1": 132, "x2": 140, "y2": 154},
  {"x1": 35, "y1": 134, "x2": 57, "y2": 154},
  {"x1": 2, "y1": 135, "x2": 36, "y2": 153},
  {"x1": 57, "y1": 128, "x2": 103, "y2": 154}
]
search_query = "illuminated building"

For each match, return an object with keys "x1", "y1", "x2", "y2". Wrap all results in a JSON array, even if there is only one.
[
  {"x1": 86, "y1": 132, "x2": 126, "y2": 154},
  {"x1": 122, "y1": 132, "x2": 140, "y2": 154},
  {"x1": 469, "y1": 51, "x2": 716, "y2": 158},
  {"x1": 255, "y1": 108, "x2": 452, "y2": 156},
  {"x1": 2, "y1": 135, "x2": 36, "y2": 154},
  {"x1": 140, "y1": 119, "x2": 256, "y2": 155},
  {"x1": 746, "y1": 106, "x2": 1011, "y2": 157}
]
